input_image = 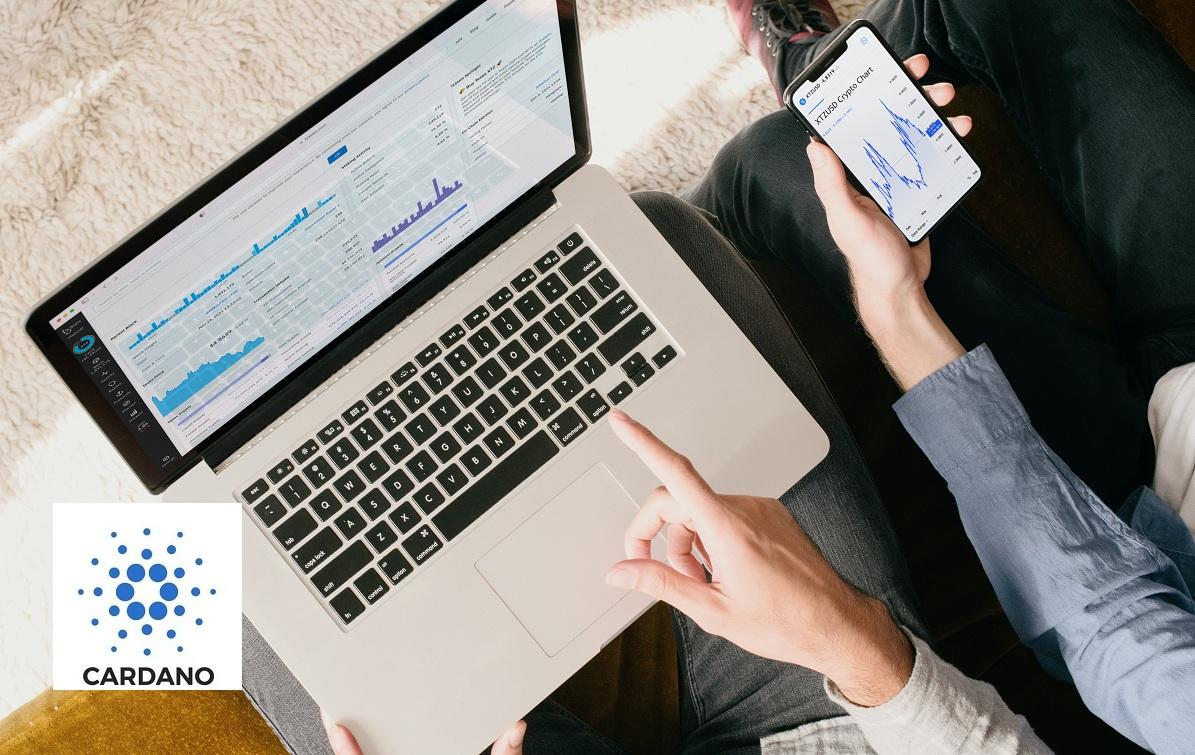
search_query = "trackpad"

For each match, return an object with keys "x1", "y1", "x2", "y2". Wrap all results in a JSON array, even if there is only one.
[{"x1": 476, "y1": 464, "x2": 639, "y2": 656}]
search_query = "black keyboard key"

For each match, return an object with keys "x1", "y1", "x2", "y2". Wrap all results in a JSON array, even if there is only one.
[
  {"x1": 401, "y1": 525, "x2": 443, "y2": 564},
  {"x1": 566, "y1": 287, "x2": 598, "y2": 317},
  {"x1": 413, "y1": 483, "x2": 445, "y2": 514},
  {"x1": 330, "y1": 589, "x2": 365, "y2": 625},
  {"x1": 380, "y1": 432, "x2": 415, "y2": 464},
  {"x1": 242, "y1": 478, "x2": 269, "y2": 504},
  {"x1": 279, "y1": 476, "x2": 313, "y2": 506},
  {"x1": 484, "y1": 427, "x2": 515, "y2": 458},
  {"x1": 301, "y1": 457, "x2": 336, "y2": 488},
  {"x1": 416, "y1": 343, "x2": 442, "y2": 366},
  {"x1": 498, "y1": 341, "x2": 531, "y2": 371},
  {"x1": 356, "y1": 450, "x2": 391, "y2": 483},
  {"x1": 374, "y1": 400, "x2": 405, "y2": 431},
  {"x1": 378, "y1": 549, "x2": 414, "y2": 585},
  {"x1": 398, "y1": 383, "x2": 431, "y2": 412},
  {"x1": 512, "y1": 268, "x2": 538, "y2": 291},
  {"x1": 598, "y1": 313, "x2": 657, "y2": 365},
  {"x1": 450, "y1": 375, "x2": 483, "y2": 408},
  {"x1": 350, "y1": 418, "x2": 383, "y2": 450},
  {"x1": 546, "y1": 340, "x2": 577, "y2": 370},
  {"x1": 253, "y1": 494, "x2": 286, "y2": 527},
  {"x1": 310, "y1": 490, "x2": 343, "y2": 521},
  {"x1": 622, "y1": 353, "x2": 647, "y2": 375},
  {"x1": 422, "y1": 363, "x2": 454, "y2": 393},
  {"x1": 358, "y1": 489, "x2": 392, "y2": 521},
  {"x1": 465, "y1": 305, "x2": 490, "y2": 329},
  {"x1": 267, "y1": 459, "x2": 295, "y2": 484},
  {"x1": 461, "y1": 445, "x2": 492, "y2": 476},
  {"x1": 609, "y1": 381, "x2": 633, "y2": 405},
  {"x1": 567, "y1": 322, "x2": 598, "y2": 351},
  {"x1": 577, "y1": 389, "x2": 610, "y2": 422},
  {"x1": 492, "y1": 309, "x2": 522, "y2": 339},
  {"x1": 507, "y1": 407, "x2": 538, "y2": 439},
  {"x1": 653, "y1": 345, "x2": 678, "y2": 368},
  {"x1": 317, "y1": 419, "x2": 345, "y2": 444},
  {"x1": 389, "y1": 501, "x2": 420, "y2": 533},
  {"x1": 530, "y1": 390, "x2": 562, "y2": 421},
  {"x1": 545, "y1": 305, "x2": 575, "y2": 335},
  {"x1": 333, "y1": 507, "x2": 367, "y2": 540},
  {"x1": 354, "y1": 568, "x2": 390, "y2": 604},
  {"x1": 436, "y1": 463, "x2": 469, "y2": 497},
  {"x1": 406, "y1": 450, "x2": 439, "y2": 482},
  {"x1": 630, "y1": 363, "x2": 656, "y2": 386},
  {"x1": 328, "y1": 439, "x2": 360, "y2": 469},
  {"x1": 477, "y1": 395, "x2": 508, "y2": 426},
  {"x1": 552, "y1": 371, "x2": 584, "y2": 402},
  {"x1": 429, "y1": 394, "x2": 461, "y2": 425},
  {"x1": 467, "y1": 325, "x2": 500, "y2": 357},
  {"x1": 499, "y1": 375, "x2": 530, "y2": 406},
  {"x1": 560, "y1": 248, "x2": 600, "y2": 284},
  {"x1": 535, "y1": 249, "x2": 562, "y2": 272},
  {"x1": 274, "y1": 508, "x2": 317, "y2": 550},
  {"x1": 292, "y1": 439, "x2": 320, "y2": 464},
  {"x1": 547, "y1": 407, "x2": 587, "y2": 446},
  {"x1": 312, "y1": 541, "x2": 371, "y2": 597},
  {"x1": 445, "y1": 345, "x2": 477, "y2": 375},
  {"x1": 430, "y1": 431, "x2": 462, "y2": 463},
  {"x1": 590, "y1": 269, "x2": 619, "y2": 299},
  {"x1": 522, "y1": 358, "x2": 554, "y2": 388},
  {"x1": 381, "y1": 469, "x2": 415, "y2": 502},
  {"x1": 391, "y1": 361, "x2": 418, "y2": 386},
  {"x1": 365, "y1": 521, "x2": 399, "y2": 552},
  {"x1": 366, "y1": 381, "x2": 394, "y2": 405},
  {"x1": 591, "y1": 291, "x2": 638, "y2": 333},
  {"x1": 513, "y1": 291, "x2": 546, "y2": 320},
  {"x1": 521, "y1": 322, "x2": 552, "y2": 353},
  {"x1": 487, "y1": 287, "x2": 513, "y2": 309},
  {"x1": 432, "y1": 431, "x2": 559, "y2": 540},
  {"x1": 453, "y1": 413, "x2": 485, "y2": 444},
  {"x1": 575, "y1": 353, "x2": 607, "y2": 383},
  {"x1": 535, "y1": 273, "x2": 567, "y2": 303},
  {"x1": 342, "y1": 400, "x2": 370, "y2": 425},
  {"x1": 405, "y1": 413, "x2": 436, "y2": 444},
  {"x1": 476, "y1": 358, "x2": 507, "y2": 389},
  {"x1": 440, "y1": 324, "x2": 466, "y2": 348},
  {"x1": 558, "y1": 232, "x2": 584, "y2": 255}
]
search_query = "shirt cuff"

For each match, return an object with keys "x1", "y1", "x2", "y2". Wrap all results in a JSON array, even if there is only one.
[{"x1": 892, "y1": 344, "x2": 1031, "y2": 475}]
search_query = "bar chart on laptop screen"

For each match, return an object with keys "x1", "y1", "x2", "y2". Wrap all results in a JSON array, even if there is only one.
[{"x1": 70, "y1": 0, "x2": 574, "y2": 453}]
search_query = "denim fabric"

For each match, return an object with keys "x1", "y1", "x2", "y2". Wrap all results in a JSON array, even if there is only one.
[{"x1": 893, "y1": 345, "x2": 1195, "y2": 753}]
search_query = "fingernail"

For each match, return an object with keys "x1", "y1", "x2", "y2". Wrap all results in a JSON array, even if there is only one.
[
  {"x1": 320, "y1": 711, "x2": 341, "y2": 745},
  {"x1": 806, "y1": 141, "x2": 826, "y2": 168},
  {"x1": 605, "y1": 567, "x2": 634, "y2": 589},
  {"x1": 508, "y1": 721, "x2": 526, "y2": 748},
  {"x1": 609, "y1": 408, "x2": 630, "y2": 423}
]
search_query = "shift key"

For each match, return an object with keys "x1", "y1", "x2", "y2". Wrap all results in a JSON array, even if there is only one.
[
  {"x1": 310, "y1": 541, "x2": 371, "y2": 597},
  {"x1": 597, "y1": 313, "x2": 656, "y2": 365}
]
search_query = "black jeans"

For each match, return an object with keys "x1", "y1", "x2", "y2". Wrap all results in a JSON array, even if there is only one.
[{"x1": 690, "y1": 0, "x2": 1195, "y2": 508}]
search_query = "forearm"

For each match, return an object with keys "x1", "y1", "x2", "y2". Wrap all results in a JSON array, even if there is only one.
[{"x1": 854, "y1": 285, "x2": 965, "y2": 391}]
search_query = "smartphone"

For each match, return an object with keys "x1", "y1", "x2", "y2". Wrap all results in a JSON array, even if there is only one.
[{"x1": 783, "y1": 20, "x2": 981, "y2": 244}]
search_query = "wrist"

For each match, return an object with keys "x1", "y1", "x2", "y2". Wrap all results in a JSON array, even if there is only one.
[
  {"x1": 855, "y1": 288, "x2": 965, "y2": 391},
  {"x1": 827, "y1": 600, "x2": 914, "y2": 708}
]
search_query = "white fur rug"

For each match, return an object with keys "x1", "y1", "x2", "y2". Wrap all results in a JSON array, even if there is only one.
[{"x1": 0, "y1": 0, "x2": 865, "y2": 716}]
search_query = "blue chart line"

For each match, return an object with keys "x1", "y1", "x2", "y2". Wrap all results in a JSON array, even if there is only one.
[
  {"x1": 372, "y1": 178, "x2": 464, "y2": 253},
  {"x1": 383, "y1": 204, "x2": 469, "y2": 269},
  {"x1": 152, "y1": 337, "x2": 265, "y2": 416},
  {"x1": 177, "y1": 354, "x2": 270, "y2": 427},
  {"x1": 863, "y1": 100, "x2": 932, "y2": 220},
  {"x1": 128, "y1": 193, "x2": 336, "y2": 350}
]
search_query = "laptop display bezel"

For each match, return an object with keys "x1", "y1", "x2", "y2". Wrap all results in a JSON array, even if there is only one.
[{"x1": 23, "y1": 0, "x2": 590, "y2": 493}]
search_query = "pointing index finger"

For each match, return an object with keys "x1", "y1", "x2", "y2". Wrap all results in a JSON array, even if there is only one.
[{"x1": 608, "y1": 410, "x2": 721, "y2": 520}]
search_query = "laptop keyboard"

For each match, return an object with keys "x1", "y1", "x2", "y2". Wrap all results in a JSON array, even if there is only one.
[{"x1": 237, "y1": 230, "x2": 680, "y2": 627}]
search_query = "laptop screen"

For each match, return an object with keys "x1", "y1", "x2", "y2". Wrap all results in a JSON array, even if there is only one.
[{"x1": 42, "y1": 0, "x2": 577, "y2": 476}]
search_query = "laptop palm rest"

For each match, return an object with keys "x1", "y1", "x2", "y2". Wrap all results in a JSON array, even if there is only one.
[{"x1": 476, "y1": 463, "x2": 640, "y2": 657}]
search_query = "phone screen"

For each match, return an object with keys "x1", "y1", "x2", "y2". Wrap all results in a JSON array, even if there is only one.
[{"x1": 790, "y1": 25, "x2": 980, "y2": 241}]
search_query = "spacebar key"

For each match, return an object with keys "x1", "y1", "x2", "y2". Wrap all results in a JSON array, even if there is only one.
[{"x1": 432, "y1": 431, "x2": 558, "y2": 540}]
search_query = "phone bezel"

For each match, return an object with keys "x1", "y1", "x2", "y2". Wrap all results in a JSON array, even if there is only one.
[{"x1": 782, "y1": 19, "x2": 981, "y2": 245}]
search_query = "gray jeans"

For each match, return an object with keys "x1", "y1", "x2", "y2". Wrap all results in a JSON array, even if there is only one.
[{"x1": 242, "y1": 192, "x2": 926, "y2": 755}]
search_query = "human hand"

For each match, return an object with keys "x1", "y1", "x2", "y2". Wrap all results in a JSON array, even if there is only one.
[
  {"x1": 322, "y1": 714, "x2": 526, "y2": 754},
  {"x1": 603, "y1": 410, "x2": 913, "y2": 706}
]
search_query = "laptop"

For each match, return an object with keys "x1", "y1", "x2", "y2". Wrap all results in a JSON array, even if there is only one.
[{"x1": 25, "y1": 0, "x2": 829, "y2": 751}]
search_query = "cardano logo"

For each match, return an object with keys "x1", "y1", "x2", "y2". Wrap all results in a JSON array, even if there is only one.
[{"x1": 83, "y1": 666, "x2": 214, "y2": 686}]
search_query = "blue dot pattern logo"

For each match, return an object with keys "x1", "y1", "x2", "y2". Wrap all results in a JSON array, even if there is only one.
[{"x1": 78, "y1": 528, "x2": 212, "y2": 656}]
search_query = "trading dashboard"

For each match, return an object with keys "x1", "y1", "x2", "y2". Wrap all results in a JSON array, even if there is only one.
[{"x1": 50, "y1": 0, "x2": 574, "y2": 465}]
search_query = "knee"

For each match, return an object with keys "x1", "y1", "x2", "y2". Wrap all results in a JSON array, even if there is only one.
[{"x1": 700, "y1": 110, "x2": 814, "y2": 214}]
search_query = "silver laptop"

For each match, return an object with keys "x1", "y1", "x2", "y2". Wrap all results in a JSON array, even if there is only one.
[{"x1": 25, "y1": 0, "x2": 829, "y2": 751}]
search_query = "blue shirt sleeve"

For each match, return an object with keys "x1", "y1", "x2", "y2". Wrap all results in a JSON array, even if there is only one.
[{"x1": 892, "y1": 345, "x2": 1195, "y2": 753}]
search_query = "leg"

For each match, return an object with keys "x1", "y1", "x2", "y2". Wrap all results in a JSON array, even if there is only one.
[
  {"x1": 631, "y1": 192, "x2": 928, "y2": 754},
  {"x1": 689, "y1": 111, "x2": 1153, "y2": 507}
]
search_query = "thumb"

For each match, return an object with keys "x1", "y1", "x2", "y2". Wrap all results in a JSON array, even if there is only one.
[
  {"x1": 606, "y1": 559, "x2": 719, "y2": 625},
  {"x1": 491, "y1": 720, "x2": 526, "y2": 755},
  {"x1": 807, "y1": 141, "x2": 864, "y2": 221}
]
